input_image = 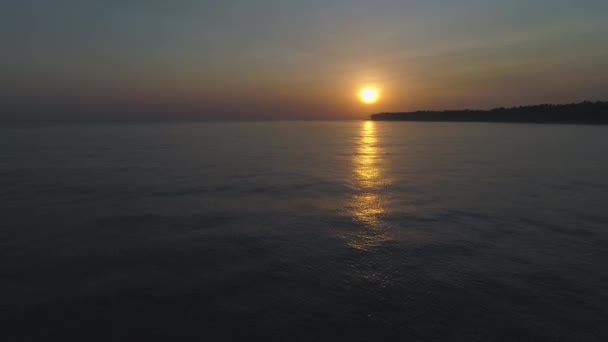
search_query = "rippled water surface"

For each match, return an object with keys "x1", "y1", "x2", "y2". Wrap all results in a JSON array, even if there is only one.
[{"x1": 2, "y1": 121, "x2": 608, "y2": 341}]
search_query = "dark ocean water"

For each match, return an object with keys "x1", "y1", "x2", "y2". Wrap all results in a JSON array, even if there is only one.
[{"x1": 1, "y1": 121, "x2": 607, "y2": 341}]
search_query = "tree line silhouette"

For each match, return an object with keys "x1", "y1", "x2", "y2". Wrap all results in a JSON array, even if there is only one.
[{"x1": 371, "y1": 101, "x2": 608, "y2": 124}]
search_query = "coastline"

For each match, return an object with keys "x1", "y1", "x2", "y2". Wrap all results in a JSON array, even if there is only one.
[{"x1": 371, "y1": 101, "x2": 608, "y2": 124}]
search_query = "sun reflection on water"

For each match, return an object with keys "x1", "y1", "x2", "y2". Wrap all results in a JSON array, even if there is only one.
[{"x1": 348, "y1": 121, "x2": 391, "y2": 251}]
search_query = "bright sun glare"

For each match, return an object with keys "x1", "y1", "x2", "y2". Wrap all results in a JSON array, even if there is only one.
[{"x1": 360, "y1": 88, "x2": 379, "y2": 104}]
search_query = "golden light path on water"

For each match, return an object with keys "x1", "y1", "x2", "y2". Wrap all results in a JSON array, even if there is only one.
[{"x1": 349, "y1": 121, "x2": 392, "y2": 251}]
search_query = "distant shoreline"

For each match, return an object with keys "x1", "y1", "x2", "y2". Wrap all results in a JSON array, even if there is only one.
[{"x1": 371, "y1": 101, "x2": 608, "y2": 124}]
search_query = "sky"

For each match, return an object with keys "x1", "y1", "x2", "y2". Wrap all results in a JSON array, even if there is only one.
[{"x1": 2, "y1": 0, "x2": 608, "y2": 120}]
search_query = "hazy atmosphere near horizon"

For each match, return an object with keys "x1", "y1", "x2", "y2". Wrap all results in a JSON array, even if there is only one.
[{"x1": 2, "y1": 0, "x2": 608, "y2": 120}]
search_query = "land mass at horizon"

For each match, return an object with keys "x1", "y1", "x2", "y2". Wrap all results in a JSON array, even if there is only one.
[{"x1": 371, "y1": 101, "x2": 608, "y2": 124}]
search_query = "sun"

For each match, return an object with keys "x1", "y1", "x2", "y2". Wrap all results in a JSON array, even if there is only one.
[{"x1": 360, "y1": 88, "x2": 379, "y2": 104}]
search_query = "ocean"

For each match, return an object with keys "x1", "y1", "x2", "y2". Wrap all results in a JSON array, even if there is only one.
[{"x1": 1, "y1": 121, "x2": 607, "y2": 341}]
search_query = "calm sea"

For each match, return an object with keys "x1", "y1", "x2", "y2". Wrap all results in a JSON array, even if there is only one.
[{"x1": 1, "y1": 121, "x2": 607, "y2": 341}]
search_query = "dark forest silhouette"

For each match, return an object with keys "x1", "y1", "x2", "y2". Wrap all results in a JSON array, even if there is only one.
[{"x1": 371, "y1": 101, "x2": 608, "y2": 124}]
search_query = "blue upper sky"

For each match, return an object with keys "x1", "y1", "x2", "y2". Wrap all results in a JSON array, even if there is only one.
[{"x1": 2, "y1": 0, "x2": 607, "y2": 119}]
